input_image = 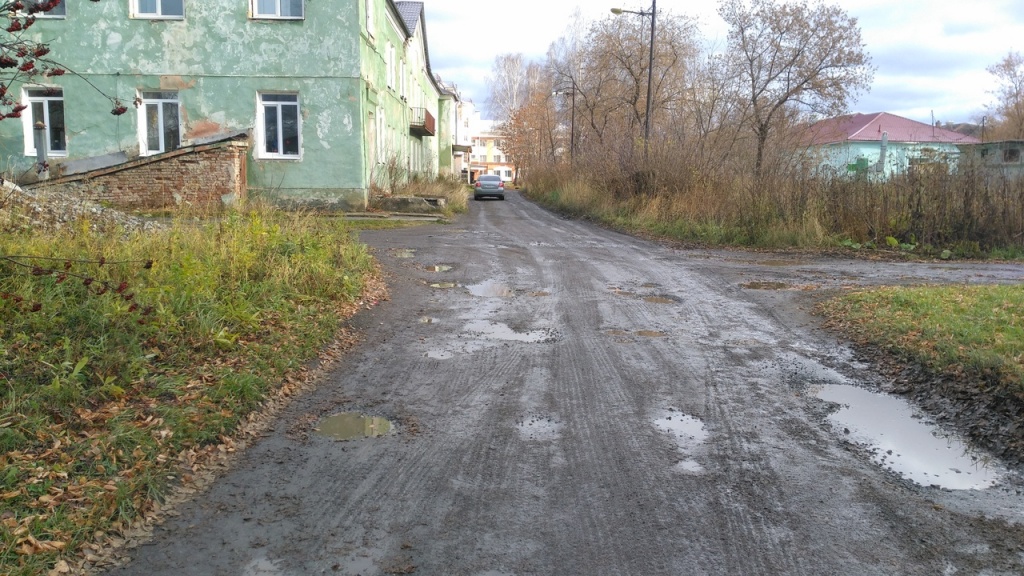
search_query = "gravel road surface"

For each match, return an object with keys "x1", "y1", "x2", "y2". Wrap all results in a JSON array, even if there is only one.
[{"x1": 105, "y1": 190, "x2": 1024, "y2": 575}]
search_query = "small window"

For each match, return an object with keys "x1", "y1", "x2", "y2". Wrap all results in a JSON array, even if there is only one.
[
  {"x1": 1004, "y1": 148, "x2": 1021, "y2": 164},
  {"x1": 364, "y1": 0, "x2": 374, "y2": 37},
  {"x1": 253, "y1": 0, "x2": 304, "y2": 19},
  {"x1": 27, "y1": 0, "x2": 66, "y2": 18},
  {"x1": 22, "y1": 87, "x2": 66, "y2": 157},
  {"x1": 133, "y1": 0, "x2": 184, "y2": 18},
  {"x1": 258, "y1": 93, "x2": 301, "y2": 159},
  {"x1": 138, "y1": 91, "x2": 180, "y2": 156}
]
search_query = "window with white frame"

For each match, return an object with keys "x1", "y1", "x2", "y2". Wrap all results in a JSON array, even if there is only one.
[
  {"x1": 365, "y1": 0, "x2": 375, "y2": 37},
  {"x1": 258, "y1": 93, "x2": 301, "y2": 158},
  {"x1": 385, "y1": 43, "x2": 395, "y2": 89},
  {"x1": 22, "y1": 87, "x2": 66, "y2": 156},
  {"x1": 138, "y1": 91, "x2": 180, "y2": 156},
  {"x1": 252, "y1": 0, "x2": 303, "y2": 19},
  {"x1": 26, "y1": 0, "x2": 66, "y2": 18},
  {"x1": 132, "y1": 0, "x2": 184, "y2": 18}
]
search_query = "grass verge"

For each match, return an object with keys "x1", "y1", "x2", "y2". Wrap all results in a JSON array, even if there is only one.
[
  {"x1": 0, "y1": 205, "x2": 383, "y2": 576},
  {"x1": 817, "y1": 285, "x2": 1024, "y2": 389},
  {"x1": 817, "y1": 284, "x2": 1024, "y2": 463}
]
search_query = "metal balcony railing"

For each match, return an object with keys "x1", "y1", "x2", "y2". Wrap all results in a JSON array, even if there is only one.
[{"x1": 410, "y1": 108, "x2": 436, "y2": 137}]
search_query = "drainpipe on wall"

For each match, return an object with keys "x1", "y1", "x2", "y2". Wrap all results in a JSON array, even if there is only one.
[{"x1": 33, "y1": 121, "x2": 49, "y2": 180}]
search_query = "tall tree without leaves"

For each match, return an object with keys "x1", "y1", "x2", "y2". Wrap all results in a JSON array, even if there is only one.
[
  {"x1": 719, "y1": 0, "x2": 873, "y2": 179},
  {"x1": 487, "y1": 53, "x2": 529, "y2": 123},
  {"x1": 0, "y1": 0, "x2": 127, "y2": 122},
  {"x1": 987, "y1": 51, "x2": 1024, "y2": 140}
]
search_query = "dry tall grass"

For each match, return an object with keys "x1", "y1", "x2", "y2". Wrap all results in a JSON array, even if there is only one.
[{"x1": 523, "y1": 153, "x2": 1024, "y2": 254}]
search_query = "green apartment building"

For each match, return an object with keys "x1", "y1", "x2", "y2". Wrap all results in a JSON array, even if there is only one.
[{"x1": 0, "y1": 0, "x2": 446, "y2": 209}]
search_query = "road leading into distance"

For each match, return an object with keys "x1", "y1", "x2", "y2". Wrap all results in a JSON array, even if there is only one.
[{"x1": 106, "y1": 190, "x2": 1024, "y2": 575}]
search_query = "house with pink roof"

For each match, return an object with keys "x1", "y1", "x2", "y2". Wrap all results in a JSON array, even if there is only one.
[{"x1": 801, "y1": 112, "x2": 980, "y2": 179}]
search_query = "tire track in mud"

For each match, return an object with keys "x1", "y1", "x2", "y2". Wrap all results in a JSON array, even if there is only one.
[{"x1": 103, "y1": 192, "x2": 1024, "y2": 576}]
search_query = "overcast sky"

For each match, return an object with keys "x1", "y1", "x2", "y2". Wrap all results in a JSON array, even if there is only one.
[{"x1": 423, "y1": 0, "x2": 1024, "y2": 124}]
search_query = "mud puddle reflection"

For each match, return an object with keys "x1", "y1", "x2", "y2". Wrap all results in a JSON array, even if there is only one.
[
  {"x1": 316, "y1": 413, "x2": 393, "y2": 441},
  {"x1": 465, "y1": 319, "x2": 554, "y2": 342},
  {"x1": 466, "y1": 280, "x2": 514, "y2": 298},
  {"x1": 817, "y1": 385, "x2": 1001, "y2": 490},
  {"x1": 654, "y1": 409, "x2": 709, "y2": 473}
]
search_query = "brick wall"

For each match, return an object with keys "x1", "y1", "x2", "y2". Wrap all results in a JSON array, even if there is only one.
[{"x1": 28, "y1": 139, "x2": 249, "y2": 210}]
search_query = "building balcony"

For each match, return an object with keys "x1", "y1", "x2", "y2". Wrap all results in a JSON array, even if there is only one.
[{"x1": 410, "y1": 108, "x2": 436, "y2": 137}]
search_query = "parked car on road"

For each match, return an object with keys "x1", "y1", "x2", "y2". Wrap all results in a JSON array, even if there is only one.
[{"x1": 473, "y1": 174, "x2": 505, "y2": 201}]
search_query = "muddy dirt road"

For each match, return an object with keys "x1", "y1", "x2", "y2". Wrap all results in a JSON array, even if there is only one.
[{"x1": 107, "y1": 191, "x2": 1024, "y2": 575}]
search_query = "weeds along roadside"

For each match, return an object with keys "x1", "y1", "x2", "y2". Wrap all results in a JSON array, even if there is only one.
[
  {"x1": 521, "y1": 157, "x2": 1024, "y2": 257},
  {"x1": 0, "y1": 204, "x2": 383, "y2": 576}
]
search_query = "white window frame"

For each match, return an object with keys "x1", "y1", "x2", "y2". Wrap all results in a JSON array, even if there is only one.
[
  {"x1": 385, "y1": 43, "x2": 394, "y2": 89},
  {"x1": 131, "y1": 0, "x2": 185, "y2": 19},
  {"x1": 257, "y1": 92, "x2": 301, "y2": 160},
  {"x1": 251, "y1": 0, "x2": 304, "y2": 20},
  {"x1": 137, "y1": 91, "x2": 180, "y2": 156},
  {"x1": 21, "y1": 86, "x2": 67, "y2": 157},
  {"x1": 365, "y1": 0, "x2": 375, "y2": 38},
  {"x1": 24, "y1": 0, "x2": 66, "y2": 18}
]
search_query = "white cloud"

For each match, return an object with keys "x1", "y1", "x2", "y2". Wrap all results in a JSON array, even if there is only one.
[{"x1": 423, "y1": 0, "x2": 1024, "y2": 122}]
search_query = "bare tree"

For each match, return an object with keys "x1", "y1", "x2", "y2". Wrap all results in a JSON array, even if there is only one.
[
  {"x1": 987, "y1": 51, "x2": 1024, "y2": 140},
  {"x1": 719, "y1": 0, "x2": 873, "y2": 179},
  {"x1": 487, "y1": 53, "x2": 529, "y2": 123}
]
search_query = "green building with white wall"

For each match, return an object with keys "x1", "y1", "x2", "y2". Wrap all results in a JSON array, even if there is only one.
[{"x1": 0, "y1": 0, "x2": 447, "y2": 209}]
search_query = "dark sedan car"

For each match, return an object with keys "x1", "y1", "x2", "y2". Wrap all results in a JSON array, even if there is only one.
[{"x1": 473, "y1": 174, "x2": 505, "y2": 200}]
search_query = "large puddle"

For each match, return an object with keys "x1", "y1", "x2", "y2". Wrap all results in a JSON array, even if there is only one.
[
  {"x1": 315, "y1": 413, "x2": 393, "y2": 441},
  {"x1": 391, "y1": 249, "x2": 416, "y2": 259},
  {"x1": 466, "y1": 280, "x2": 514, "y2": 298},
  {"x1": 465, "y1": 319, "x2": 553, "y2": 343},
  {"x1": 654, "y1": 409, "x2": 709, "y2": 473},
  {"x1": 817, "y1": 385, "x2": 1001, "y2": 490}
]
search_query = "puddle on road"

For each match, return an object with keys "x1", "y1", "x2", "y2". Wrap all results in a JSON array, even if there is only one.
[
  {"x1": 760, "y1": 259, "x2": 801, "y2": 267},
  {"x1": 419, "y1": 316, "x2": 439, "y2": 324},
  {"x1": 817, "y1": 384, "x2": 1001, "y2": 490},
  {"x1": 654, "y1": 409, "x2": 709, "y2": 474},
  {"x1": 641, "y1": 282, "x2": 659, "y2": 289},
  {"x1": 430, "y1": 282, "x2": 459, "y2": 289},
  {"x1": 517, "y1": 415, "x2": 563, "y2": 441},
  {"x1": 466, "y1": 280, "x2": 515, "y2": 298},
  {"x1": 644, "y1": 296, "x2": 676, "y2": 304},
  {"x1": 528, "y1": 291, "x2": 551, "y2": 297},
  {"x1": 636, "y1": 330, "x2": 668, "y2": 338},
  {"x1": 316, "y1": 413, "x2": 393, "y2": 441},
  {"x1": 741, "y1": 281, "x2": 791, "y2": 290},
  {"x1": 425, "y1": 349, "x2": 453, "y2": 359},
  {"x1": 426, "y1": 265, "x2": 453, "y2": 272},
  {"x1": 465, "y1": 319, "x2": 554, "y2": 343},
  {"x1": 391, "y1": 249, "x2": 416, "y2": 259}
]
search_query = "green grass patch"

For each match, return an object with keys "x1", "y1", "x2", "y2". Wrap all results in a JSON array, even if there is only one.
[
  {"x1": 0, "y1": 205, "x2": 379, "y2": 575},
  {"x1": 818, "y1": 285, "x2": 1024, "y2": 389}
]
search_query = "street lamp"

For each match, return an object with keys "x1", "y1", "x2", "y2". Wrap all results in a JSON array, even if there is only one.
[
  {"x1": 552, "y1": 82, "x2": 576, "y2": 165},
  {"x1": 611, "y1": 0, "x2": 656, "y2": 162}
]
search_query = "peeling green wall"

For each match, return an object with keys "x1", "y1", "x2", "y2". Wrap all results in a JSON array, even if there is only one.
[{"x1": 0, "y1": 0, "x2": 445, "y2": 209}]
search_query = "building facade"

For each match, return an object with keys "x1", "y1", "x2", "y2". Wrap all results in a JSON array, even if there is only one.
[
  {"x1": 0, "y1": 0, "x2": 447, "y2": 209},
  {"x1": 801, "y1": 112, "x2": 981, "y2": 180}
]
